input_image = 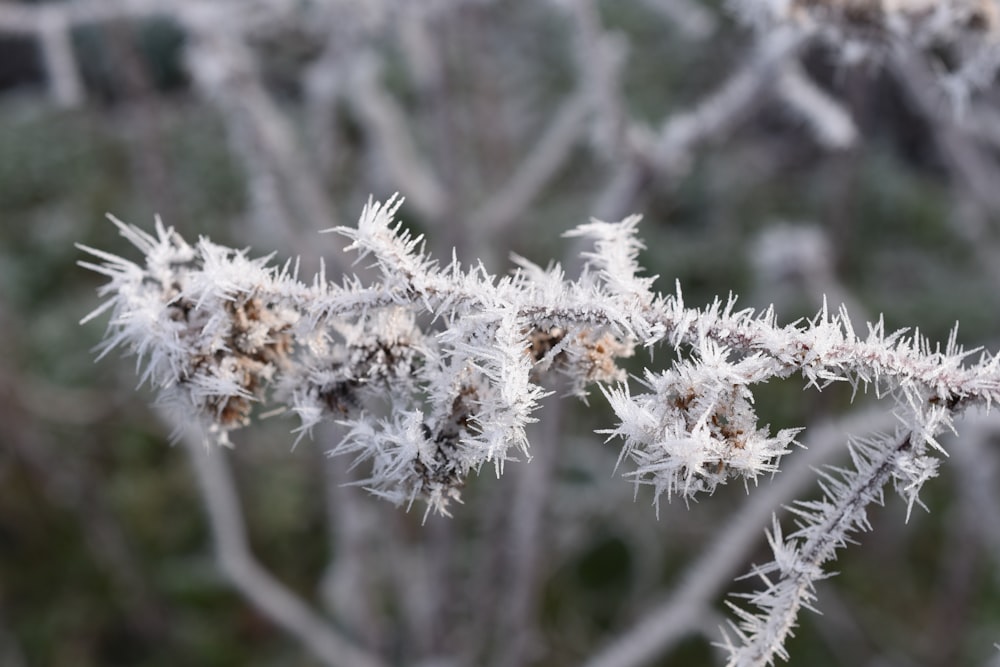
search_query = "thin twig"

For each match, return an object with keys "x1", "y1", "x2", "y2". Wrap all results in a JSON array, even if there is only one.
[
  {"x1": 776, "y1": 61, "x2": 857, "y2": 150},
  {"x1": 491, "y1": 392, "x2": 564, "y2": 667}
]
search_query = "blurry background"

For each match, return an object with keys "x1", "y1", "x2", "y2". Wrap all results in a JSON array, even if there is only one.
[{"x1": 3, "y1": 0, "x2": 1000, "y2": 665}]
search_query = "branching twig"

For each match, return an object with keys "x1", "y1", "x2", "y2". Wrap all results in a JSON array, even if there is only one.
[
  {"x1": 348, "y1": 53, "x2": 449, "y2": 222},
  {"x1": 581, "y1": 408, "x2": 895, "y2": 667},
  {"x1": 470, "y1": 88, "x2": 592, "y2": 235},
  {"x1": 178, "y1": 418, "x2": 387, "y2": 667}
]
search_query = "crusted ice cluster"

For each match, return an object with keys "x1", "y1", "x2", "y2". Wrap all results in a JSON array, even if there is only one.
[
  {"x1": 79, "y1": 217, "x2": 300, "y2": 443},
  {"x1": 603, "y1": 342, "x2": 801, "y2": 508}
]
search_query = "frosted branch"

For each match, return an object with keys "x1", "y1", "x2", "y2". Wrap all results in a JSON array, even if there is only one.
[
  {"x1": 81, "y1": 198, "x2": 1000, "y2": 505},
  {"x1": 81, "y1": 195, "x2": 1000, "y2": 661}
]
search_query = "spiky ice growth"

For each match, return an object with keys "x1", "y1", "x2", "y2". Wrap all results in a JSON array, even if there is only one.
[{"x1": 80, "y1": 196, "x2": 1000, "y2": 664}]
